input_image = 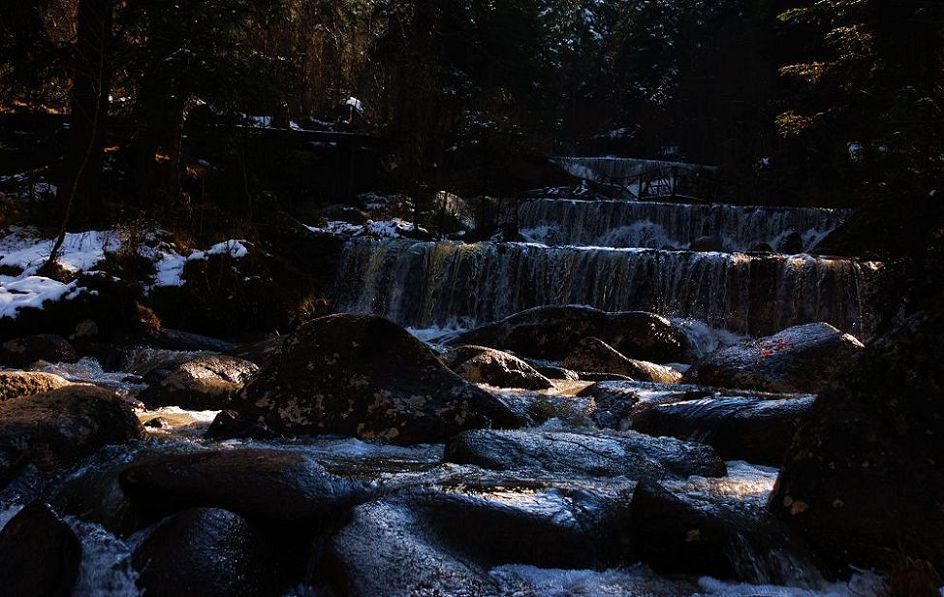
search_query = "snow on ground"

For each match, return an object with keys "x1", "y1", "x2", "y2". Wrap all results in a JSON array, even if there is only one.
[
  {"x1": 307, "y1": 218, "x2": 427, "y2": 239},
  {"x1": 0, "y1": 228, "x2": 250, "y2": 317}
]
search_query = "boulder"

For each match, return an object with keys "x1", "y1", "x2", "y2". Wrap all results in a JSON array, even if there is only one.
[
  {"x1": 119, "y1": 448, "x2": 368, "y2": 524},
  {"x1": 0, "y1": 371, "x2": 72, "y2": 401},
  {"x1": 227, "y1": 336, "x2": 285, "y2": 368},
  {"x1": 562, "y1": 337, "x2": 682, "y2": 383},
  {"x1": 749, "y1": 243, "x2": 775, "y2": 253},
  {"x1": 225, "y1": 314, "x2": 522, "y2": 443},
  {"x1": 137, "y1": 355, "x2": 258, "y2": 410},
  {"x1": 133, "y1": 508, "x2": 298, "y2": 597},
  {"x1": 769, "y1": 299, "x2": 944, "y2": 575},
  {"x1": 0, "y1": 503, "x2": 81, "y2": 597},
  {"x1": 322, "y1": 203, "x2": 370, "y2": 224},
  {"x1": 683, "y1": 323, "x2": 864, "y2": 393},
  {"x1": 579, "y1": 381, "x2": 712, "y2": 430},
  {"x1": 451, "y1": 305, "x2": 697, "y2": 363},
  {"x1": 0, "y1": 385, "x2": 144, "y2": 474},
  {"x1": 631, "y1": 396, "x2": 816, "y2": 466},
  {"x1": 629, "y1": 480, "x2": 821, "y2": 586},
  {"x1": 0, "y1": 334, "x2": 78, "y2": 368},
  {"x1": 688, "y1": 235, "x2": 724, "y2": 252},
  {"x1": 447, "y1": 345, "x2": 553, "y2": 390},
  {"x1": 325, "y1": 486, "x2": 629, "y2": 597},
  {"x1": 777, "y1": 231, "x2": 805, "y2": 255},
  {"x1": 444, "y1": 429, "x2": 725, "y2": 481}
]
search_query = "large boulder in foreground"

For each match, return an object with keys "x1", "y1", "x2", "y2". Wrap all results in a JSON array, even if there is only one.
[
  {"x1": 0, "y1": 502, "x2": 81, "y2": 597},
  {"x1": 0, "y1": 385, "x2": 144, "y2": 478},
  {"x1": 451, "y1": 305, "x2": 698, "y2": 363},
  {"x1": 444, "y1": 429, "x2": 725, "y2": 481},
  {"x1": 120, "y1": 448, "x2": 368, "y2": 524},
  {"x1": 562, "y1": 337, "x2": 682, "y2": 383},
  {"x1": 769, "y1": 299, "x2": 944, "y2": 575},
  {"x1": 225, "y1": 314, "x2": 521, "y2": 443},
  {"x1": 0, "y1": 371, "x2": 72, "y2": 401},
  {"x1": 683, "y1": 323, "x2": 864, "y2": 393},
  {"x1": 133, "y1": 508, "x2": 298, "y2": 597},
  {"x1": 137, "y1": 355, "x2": 258, "y2": 410},
  {"x1": 631, "y1": 396, "x2": 816, "y2": 466},
  {"x1": 446, "y1": 345, "x2": 553, "y2": 390},
  {"x1": 0, "y1": 334, "x2": 78, "y2": 368}
]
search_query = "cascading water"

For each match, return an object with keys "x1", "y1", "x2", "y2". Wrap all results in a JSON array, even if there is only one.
[
  {"x1": 517, "y1": 198, "x2": 851, "y2": 252},
  {"x1": 334, "y1": 238, "x2": 878, "y2": 337}
]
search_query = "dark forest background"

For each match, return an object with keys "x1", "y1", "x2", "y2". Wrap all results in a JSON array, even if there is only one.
[{"x1": 1, "y1": 0, "x2": 942, "y2": 232}]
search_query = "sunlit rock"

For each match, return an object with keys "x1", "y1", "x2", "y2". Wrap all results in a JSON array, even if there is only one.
[
  {"x1": 562, "y1": 336, "x2": 682, "y2": 383},
  {"x1": 446, "y1": 345, "x2": 554, "y2": 390}
]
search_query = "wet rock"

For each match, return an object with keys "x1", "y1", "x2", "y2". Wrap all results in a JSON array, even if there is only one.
[
  {"x1": 0, "y1": 371, "x2": 72, "y2": 401},
  {"x1": 447, "y1": 345, "x2": 554, "y2": 390},
  {"x1": 0, "y1": 502, "x2": 81, "y2": 597},
  {"x1": 578, "y1": 381, "x2": 712, "y2": 430},
  {"x1": 120, "y1": 448, "x2": 368, "y2": 524},
  {"x1": 688, "y1": 235, "x2": 724, "y2": 252},
  {"x1": 0, "y1": 385, "x2": 144, "y2": 474},
  {"x1": 138, "y1": 355, "x2": 258, "y2": 410},
  {"x1": 144, "y1": 416, "x2": 170, "y2": 429},
  {"x1": 226, "y1": 314, "x2": 522, "y2": 444},
  {"x1": 0, "y1": 334, "x2": 78, "y2": 368},
  {"x1": 327, "y1": 497, "x2": 500, "y2": 596},
  {"x1": 777, "y1": 231, "x2": 804, "y2": 255},
  {"x1": 444, "y1": 429, "x2": 725, "y2": 481},
  {"x1": 326, "y1": 487, "x2": 630, "y2": 596},
  {"x1": 629, "y1": 479, "x2": 822, "y2": 585},
  {"x1": 227, "y1": 336, "x2": 285, "y2": 368},
  {"x1": 769, "y1": 299, "x2": 944, "y2": 574},
  {"x1": 632, "y1": 396, "x2": 816, "y2": 466},
  {"x1": 149, "y1": 328, "x2": 238, "y2": 353},
  {"x1": 683, "y1": 323, "x2": 864, "y2": 393},
  {"x1": 452, "y1": 305, "x2": 697, "y2": 363},
  {"x1": 133, "y1": 508, "x2": 298, "y2": 597},
  {"x1": 563, "y1": 337, "x2": 682, "y2": 383}
]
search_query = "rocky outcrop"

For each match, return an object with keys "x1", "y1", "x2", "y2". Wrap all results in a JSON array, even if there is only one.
[
  {"x1": 119, "y1": 448, "x2": 368, "y2": 524},
  {"x1": 451, "y1": 305, "x2": 698, "y2": 363},
  {"x1": 447, "y1": 345, "x2": 553, "y2": 390},
  {"x1": 444, "y1": 429, "x2": 725, "y2": 481},
  {"x1": 629, "y1": 480, "x2": 821, "y2": 586},
  {"x1": 562, "y1": 337, "x2": 682, "y2": 383},
  {"x1": 0, "y1": 371, "x2": 72, "y2": 401},
  {"x1": 0, "y1": 334, "x2": 78, "y2": 367},
  {"x1": 133, "y1": 508, "x2": 298, "y2": 597},
  {"x1": 0, "y1": 385, "x2": 144, "y2": 481},
  {"x1": 683, "y1": 323, "x2": 864, "y2": 393},
  {"x1": 224, "y1": 314, "x2": 522, "y2": 443},
  {"x1": 631, "y1": 396, "x2": 816, "y2": 466},
  {"x1": 0, "y1": 502, "x2": 81, "y2": 597},
  {"x1": 138, "y1": 355, "x2": 258, "y2": 410},
  {"x1": 769, "y1": 298, "x2": 944, "y2": 575}
]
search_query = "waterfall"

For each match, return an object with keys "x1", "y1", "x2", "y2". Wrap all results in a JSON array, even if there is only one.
[
  {"x1": 517, "y1": 199, "x2": 851, "y2": 252},
  {"x1": 334, "y1": 238, "x2": 877, "y2": 337}
]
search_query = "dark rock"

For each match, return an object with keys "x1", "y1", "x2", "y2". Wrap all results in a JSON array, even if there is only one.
[
  {"x1": 325, "y1": 486, "x2": 631, "y2": 596},
  {"x1": 629, "y1": 480, "x2": 821, "y2": 585},
  {"x1": 205, "y1": 409, "x2": 274, "y2": 440},
  {"x1": 632, "y1": 396, "x2": 816, "y2": 466},
  {"x1": 683, "y1": 323, "x2": 864, "y2": 393},
  {"x1": 688, "y1": 235, "x2": 724, "y2": 252},
  {"x1": 749, "y1": 242, "x2": 775, "y2": 253},
  {"x1": 769, "y1": 299, "x2": 944, "y2": 575},
  {"x1": 562, "y1": 337, "x2": 682, "y2": 383},
  {"x1": 777, "y1": 231, "x2": 805, "y2": 254},
  {"x1": 0, "y1": 385, "x2": 144, "y2": 474},
  {"x1": 451, "y1": 305, "x2": 697, "y2": 363},
  {"x1": 580, "y1": 381, "x2": 712, "y2": 430},
  {"x1": 120, "y1": 448, "x2": 368, "y2": 524},
  {"x1": 149, "y1": 328, "x2": 238, "y2": 352},
  {"x1": 0, "y1": 334, "x2": 78, "y2": 367},
  {"x1": 322, "y1": 203, "x2": 371, "y2": 224},
  {"x1": 144, "y1": 417, "x2": 170, "y2": 429},
  {"x1": 447, "y1": 345, "x2": 554, "y2": 390},
  {"x1": 138, "y1": 355, "x2": 258, "y2": 410},
  {"x1": 0, "y1": 502, "x2": 81, "y2": 597},
  {"x1": 133, "y1": 508, "x2": 299, "y2": 597},
  {"x1": 0, "y1": 371, "x2": 72, "y2": 401},
  {"x1": 444, "y1": 429, "x2": 725, "y2": 481},
  {"x1": 226, "y1": 314, "x2": 522, "y2": 443},
  {"x1": 577, "y1": 371, "x2": 635, "y2": 382},
  {"x1": 227, "y1": 336, "x2": 286, "y2": 368}
]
